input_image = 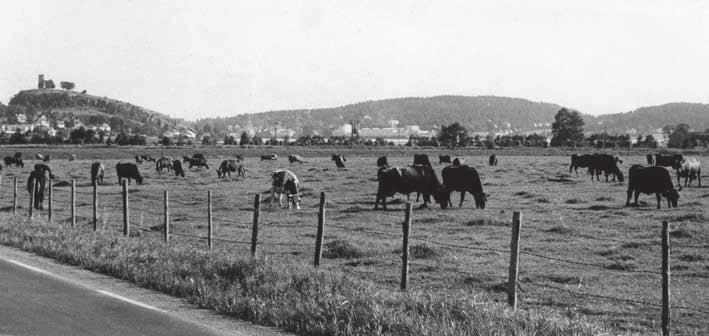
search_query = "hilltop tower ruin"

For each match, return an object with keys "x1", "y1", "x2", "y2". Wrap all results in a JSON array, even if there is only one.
[{"x1": 38, "y1": 74, "x2": 45, "y2": 89}]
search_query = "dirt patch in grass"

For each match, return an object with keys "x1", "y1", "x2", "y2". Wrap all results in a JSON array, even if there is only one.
[
  {"x1": 536, "y1": 198, "x2": 551, "y2": 203},
  {"x1": 587, "y1": 205, "x2": 610, "y2": 211},
  {"x1": 565, "y1": 198, "x2": 584, "y2": 204},
  {"x1": 595, "y1": 196, "x2": 613, "y2": 201},
  {"x1": 546, "y1": 177, "x2": 575, "y2": 183},
  {"x1": 679, "y1": 254, "x2": 703, "y2": 262},
  {"x1": 670, "y1": 229, "x2": 692, "y2": 239},
  {"x1": 513, "y1": 191, "x2": 535, "y2": 198},
  {"x1": 606, "y1": 261, "x2": 637, "y2": 271},
  {"x1": 670, "y1": 213, "x2": 705, "y2": 223},
  {"x1": 465, "y1": 218, "x2": 508, "y2": 227},
  {"x1": 545, "y1": 275, "x2": 582, "y2": 285},
  {"x1": 409, "y1": 244, "x2": 443, "y2": 259},
  {"x1": 323, "y1": 239, "x2": 368, "y2": 259},
  {"x1": 344, "y1": 258, "x2": 381, "y2": 267}
]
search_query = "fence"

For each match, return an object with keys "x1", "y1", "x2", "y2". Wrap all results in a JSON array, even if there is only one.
[{"x1": 1, "y1": 175, "x2": 707, "y2": 336}]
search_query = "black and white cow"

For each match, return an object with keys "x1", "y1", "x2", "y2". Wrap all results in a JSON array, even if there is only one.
[
  {"x1": 677, "y1": 157, "x2": 701, "y2": 188},
  {"x1": 488, "y1": 154, "x2": 498, "y2": 166},
  {"x1": 288, "y1": 154, "x2": 304, "y2": 164},
  {"x1": 332, "y1": 154, "x2": 346, "y2": 168},
  {"x1": 261, "y1": 154, "x2": 278, "y2": 161},
  {"x1": 270, "y1": 169, "x2": 300, "y2": 209},
  {"x1": 91, "y1": 162, "x2": 105, "y2": 184}
]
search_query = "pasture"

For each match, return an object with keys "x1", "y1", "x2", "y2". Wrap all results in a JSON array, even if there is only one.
[{"x1": 1, "y1": 148, "x2": 707, "y2": 334}]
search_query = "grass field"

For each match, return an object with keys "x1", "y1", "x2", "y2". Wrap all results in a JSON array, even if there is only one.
[{"x1": 1, "y1": 147, "x2": 707, "y2": 335}]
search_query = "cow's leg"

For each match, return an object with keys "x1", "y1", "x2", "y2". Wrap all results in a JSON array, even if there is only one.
[
  {"x1": 278, "y1": 193, "x2": 284, "y2": 208},
  {"x1": 656, "y1": 193, "x2": 662, "y2": 209},
  {"x1": 269, "y1": 189, "x2": 275, "y2": 208},
  {"x1": 626, "y1": 189, "x2": 632, "y2": 206},
  {"x1": 294, "y1": 195, "x2": 301, "y2": 210},
  {"x1": 416, "y1": 192, "x2": 421, "y2": 202},
  {"x1": 699, "y1": 169, "x2": 702, "y2": 187},
  {"x1": 459, "y1": 192, "x2": 465, "y2": 207},
  {"x1": 634, "y1": 191, "x2": 640, "y2": 205}
]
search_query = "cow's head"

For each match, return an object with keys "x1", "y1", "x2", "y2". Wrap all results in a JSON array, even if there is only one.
[
  {"x1": 433, "y1": 186, "x2": 449, "y2": 209},
  {"x1": 474, "y1": 193, "x2": 488, "y2": 209},
  {"x1": 136, "y1": 175, "x2": 144, "y2": 185},
  {"x1": 662, "y1": 188, "x2": 680, "y2": 207},
  {"x1": 216, "y1": 169, "x2": 222, "y2": 178}
]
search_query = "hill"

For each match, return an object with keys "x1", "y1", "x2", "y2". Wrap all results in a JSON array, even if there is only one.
[
  {"x1": 586, "y1": 102, "x2": 709, "y2": 134},
  {"x1": 4, "y1": 89, "x2": 182, "y2": 136}
]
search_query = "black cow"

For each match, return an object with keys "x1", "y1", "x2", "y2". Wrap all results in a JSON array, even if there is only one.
[
  {"x1": 91, "y1": 162, "x2": 105, "y2": 184},
  {"x1": 332, "y1": 154, "x2": 346, "y2": 168},
  {"x1": 27, "y1": 169, "x2": 50, "y2": 210},
  {"x1": 569, "y1": 154, "x2": 594, "y2": 175},
  {"x1": 489, "y1": 154, "x2": 498, "y2": 166},
  {"x1": 374, "y1": 165, "x2": 447, "y2": 210},
  {"x1": 452, "y1": 158, "x2": 463, "y2": 166},
  {"x1": 288, "y1": 154, "x2": 304, "y2": 163},
  {"x1": 413, "y1": 154, "x2": 432, "y2": 166},
  {"x1": 172, "y1": 160, "x2": 185, "y2": 177},
  {"x1": 43, "y1": 154, "x2": 51, "y2": 163},
  {"x1": 677, "y1": 157, "x2": 701, "y2": 188},
  {"x1": 439, "y1": 155, "x2": 451, "y2": 165},
  {"x1": 270, "y1": 169, "x2": 300, "y2": 209},
  {"x1": 3, "y1": 156, "x2": 23, "y2": 168},
  {"x1": 261, "y1": 154, "x2": 278, "y2": 161},
  {"x1": 442, "y1": 165, "x2": 488, "y2": 209},
  {"x1": 217, "y1": 160, "x2": 245, "y2": 179},
  {"x1": 626, "y1": 165, "x2": 679, "y2": 209},
  {"x1": 646, "y1": 154, "x2": 654, "y2": 165},
  {"x1": 590, "y1": 154, "x2": 624, "y2": 182},
  {"x1": 156, "y1": 157, "x2": 173, "y2": 173},
  {"x1": 183, "y1": 156, "x2": 209, "y2": 169},
  {"x1": 655, "y1": 154, "x2": 683, "y2": 170},
  {"x1": 116, "y1": 163, "x2": 144, "y2": 185},
  {"x1": 377, "y1": 156, "x2": 389, "y2": 168}
]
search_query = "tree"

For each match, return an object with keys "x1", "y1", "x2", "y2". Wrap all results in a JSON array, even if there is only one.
[
  {"x1": 239, "y1": 132, "x2": 250, "y2": 145},
  {"x1": 60, "y1": 81, "x2": 75, "y2": 90},
  {"x1": 550, "y1": 108, "x2": 585, "y2": 147},
  {"x1": 668, "y1": 123, "x2": 691, "y2": 148},
  {"x1": 437, "y1": 122, "x2": 468, "y2": 148}
]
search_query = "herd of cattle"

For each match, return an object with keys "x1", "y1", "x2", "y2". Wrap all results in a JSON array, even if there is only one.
[{"x1": 0, "y1": 150, "x2": 702, "y2": 212}]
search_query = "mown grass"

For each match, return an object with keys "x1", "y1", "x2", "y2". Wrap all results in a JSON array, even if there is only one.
[{"x1": 0, "y1": 216, "x2": 607, "y2": 336}]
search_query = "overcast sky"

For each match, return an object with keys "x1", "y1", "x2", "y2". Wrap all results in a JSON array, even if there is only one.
[{"x1": 2, "y1": 1, "x2": 708, "y2": 120}]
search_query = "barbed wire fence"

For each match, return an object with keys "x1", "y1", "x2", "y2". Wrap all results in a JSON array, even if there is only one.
[{"x1": 1, "y1": 175, "x2": 707, "y2": 336}]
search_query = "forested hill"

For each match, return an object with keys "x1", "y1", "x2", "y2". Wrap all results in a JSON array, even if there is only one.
[
  {"x1": 4, "y1": 89, "x2": 181, "y2": 136},
  {"x1": 196, "y1": 95, "x2": 565, "y2": 134},
  {"x1": 587, "y1": 103, "x2": 709, "y2": 134}
]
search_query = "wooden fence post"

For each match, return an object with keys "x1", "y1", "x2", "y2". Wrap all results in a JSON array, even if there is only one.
[
  {"x1": 70, "y1": 180, "x2": 75, "y2": 228},
  {"x1": 507, "y1": 211, "x2": 522, "y2": 310},
  {"x1": 401, "y1": 202, "x2": 412, "y2": 291},
  {"x1": 251, "y1": 194, "x2": 260, "y2": 257},
  {"x1": 662, "y1": 220, "x2": 671, "y2": 336},
  {"x1": 93, "y1": 182, "x2": 98, "y2": 231},
  {"x1": 122, "y1": 180, "x2": 129, "y2": 236},
  {"x1": 164, "y1": 190, "x2": 169, "y2": 244},
  {"x1": 29, "y1": 179, "x2": 35, "y2": 219},
  {"x1": 314, "y1": 192, "x2": 326, "y2": 267},
  {"x1": 207, "y1": 190, "x2": 213, "y2": 250},
  {"x1": 48, "y1": 178, "x2": 53, "y2": 224},
  {"x1": 13, "y1": 176, "x2": 17, "y2": 215}
]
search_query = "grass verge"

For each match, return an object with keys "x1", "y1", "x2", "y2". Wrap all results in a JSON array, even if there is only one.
[{"x1": 0, "y1": 215, "x2": 610, "y2": 336}]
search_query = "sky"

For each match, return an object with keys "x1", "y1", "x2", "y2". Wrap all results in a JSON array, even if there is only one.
[{"x1": 2, "y1": 0, "x2": 708, "y2": 120}]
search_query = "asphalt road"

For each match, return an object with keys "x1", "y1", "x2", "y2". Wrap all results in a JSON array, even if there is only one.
[{"x1": 0, "y1": 258, "x2": 224, "y2": 336}]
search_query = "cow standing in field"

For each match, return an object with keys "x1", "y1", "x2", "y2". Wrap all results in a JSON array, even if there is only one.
[
  {"x1": 626, "y1": 165, "x2": 679, "y2": 209},
  {"x1": 569, "y1": 154, "x2": 594, "y2": 176},
  {"x1": 655, "y1": 154, "x2": 683, "y2": 171},
  {"x1": 442, "y1": 165, "x2": 488, "y2": 209},
  {"x1": 261, "y1": 154, "x2": 278, "y2": 161},
  {"x1": 3, "y1": 156, "x2": 23, "y2": 168},
  {"x1": 270, "y1": 169, "x2": 300, "y2": 209},
  {"x1": 439, "y1": 155, "x2": 451, "y2": 165},
  {"x1": 288, "y1": 154, "x2": 304, "y2": 164},
  {"x1": 332, "y1": 154, "x2": 346, "y2": 168},
  {"x1": 91, "y1": 162, "x2": 105, "y2": 185},
  {"x1": 156, "y1": 157, "x2": 173, "y2": 173},
  {"x1": 43, "y1": 155, "x2": 51, "y2": 163},
  {"x1": 27, "y1": 168, "x2": 50, "y2": 210},
  {"x1": 236, "y1": 154, "x2": 244, "y2": 162},
  {"x1": 677, "y1": 157, "x2": 701, "y2": 187},
  {"x1": 413, "y1": 154, "x2": 432, "y2": 167},
  {"x1": 183, "y1": 155, "x2": 209, "y2": 169},
  {"x1": 489, "y1": 154, "x2": 498, "y2": 166},
  {"x1": 116, "y1": 163, "x2": 144, "y2": 185},
  {"x1": 646, "y1": 154, "x2": 654, "y2": 165},
  {"x1": 377, "y1": 156, "x2": 389, "y2": 168},
  {"x1": 217, "y1": 160, "x2": 246, "y2": 179},
  {"x1": 590, "y1": 154, "x2": 624, "y2": 182},
  {"x1": 69, "y1": 154, "x2": 77, "y2": 161},
  {"x1": 374, "y1": 165, "x2": 448, "y2": 210},
  {"x1": 172, "y1": 160, "x2": 185, "y2": 177},
  {"x1": 33, "y1": 163, "x2": 54, "y2": 179}
]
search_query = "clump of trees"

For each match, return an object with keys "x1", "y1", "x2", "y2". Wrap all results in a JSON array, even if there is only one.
[{"x1": 550, "y1": 108, "x2": 585, "y2": 147}]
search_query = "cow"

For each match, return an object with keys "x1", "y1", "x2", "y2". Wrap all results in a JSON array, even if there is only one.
[
  {"x1": 377, "y1": 156, "x2": 389, "y2": 168},
  {"x1": 332, "y1": 154, "x2": 346, "y2": 168},
  {"x1": 236, "y1": 154, "x2": 244, "y2": 162},
  {"x1": 288, "y1": 154, "x2": 304, "y2": 164},
  {"x1": 590, "y1": 154, "x2": 624, "y2": 182},
  {"x1": 135, "y1": 155, "x2": 144, "y2": 164},
  {"x1": 183, "y1": 156, "x2": 209, "y2": 169},
  {"x1": 261, "y1": 154, "x2": 278, "y2": 161},
  {"x1": 569, "y1": 154, "x2": 594, "y2": 175},
  {"x1": 116, "y1": 163, "x2": 144, "y2": 185},
  {"x1": 646, "y1": 154, "x2": 654, "y2": 165},
  {"x1": 270, "y1": 169, "x2": 300, "y2": 209},
  {"x1": 374, "y1": 165, "x2": 448, "y2": 210},
  {"x1": 68, "y1": 154, "x2": 77, "y2": 161},
  {"x1": 35, "y1": 154, "x2": 44, "y2": 161},
  {"x1": 626, "y1": 165, "x2": 679, "y2": 209},
  {"x1": 91, "y1": 162, "x2": 105, "y2": 184},
  {"x1": 489, "y1": 154, "x2": 498, "y2": 166},
  {"x1": 27, "y1": 168, "x2": 50, "y2": 210},
  {"x1": 655, "y1": 154, "x2": 683, "y2": 170},
  {"x1": 452, "y1": 158, "x2": 464, "y2": 166},
  {"x1": 141, "y1": 154, "x2": 156, "y2": 162},
  {"x1": 172, "y1": 160, "x2": 185, "y2": 177},
  {"x1": 156, "y1": 157, "x2": 173, "y2": 173},
  {"x1": 439, "y1": 155, "x2": 451, "y2": 165},
  {"x1": 43, "y1": 154, "x2": 51, "y2": 162},
  {"x1": 442, "y1": 165, "x2": 488, "y2": 209},
  {"x1": 413, "y1": 154, "x2": 432, "y2": 167},
  {"x1": 33, "y1": 163, "x2": 54, "y2": 179},
  {"x1": 4, "y1": 156, "x2": 24, "y2": 168},
  {"x1": 677, "y1": 157, "x2": 701, "y2": 188},
  {"x1": 217, "y1": 160, "x2": 246, "y2": 179}
]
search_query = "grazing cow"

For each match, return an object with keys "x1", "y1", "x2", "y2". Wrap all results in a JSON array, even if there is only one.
[
  {"x1": 182, "y1": 156, "x2": 209, "y2": 169},
  {"x1": 260, "y1": 154, "x2": 278, "y2": 161},
  {"x1": 569, "y1": 154, "x2": 594, "y2": 175},
  {"x1": 442, "y1": 165, "x2": 487, "y2": 209},
  {"x1": 626, "y1": 165, "x2": 679, "y2": 209},
  {"x1": 374, "y1": 165, "x2": 448, "y2": 210},
  {"x1": 655, "y1": 154, "x2": 683, "y2": 170},
  {"x1": 377, "y1": 156, "x2": 389, "y2": 168},
  {"x1": 27, "y1": 168, "x2": 50, "y2": 210},
  {"x1": 43, "y1": 154, "x2": 51, "y2": 162},
  {"x1": 236, "y1": 154, "x2": 244, "y2": 162},
  {"x1": 91, "y1": 162, "x2": 105, "y2": 184},
  {"x1": 135, "y1": 155, "x2": 144, "y2": 164},
  {"x1": 141, "y1": 154, "x2": 156, "y2": 162},
  {"x1": 439, "y1": 155, "x2": 452, "y2": 165},
  {"x1": 677, "y1": 157, "x2": 701, "y2": 187},
  {"x1": 35, "y1": 154, "x2": 44, "y2": 161},
  {"x1": 270, "y1": 169, "x2": 300, "y2": 209},
  {"x1": 116, "y1": 163, "x2": 144, "y2": 185},
  {"x1": 156, "y1": 157, "x2": 173, "y2": 173},
  {"x1": 413, "y1": 154, "x2": 432, "y2": 167},
  {"x1": 332, "y1": 154, "x2": 346, "y2": 168},
  {"x1": 68, "y1": 154, "x2": 77, "y2": 161},
  {"x1": 489, "y1": 154, "x2": 498, "y2": 166},
  {"x1": 590, "y1": 154, "x2": 624, "y2": 182},
  {"x1": 217, "y1": 160, "x2": 246, "y2": 178},
  {"x1": 646, "y1": 154, "x2": 654, "y2": 165},
  {"x1": 172, "y1": 160, "x2": 185, "y2": 177},
  {"x1": 4, "y1": 156, "x2": 24, "y2": 168},
  {"x1": 288, "y1": 154, "x2": 304, "y2": 164}
]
